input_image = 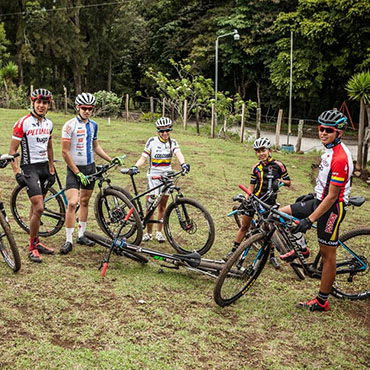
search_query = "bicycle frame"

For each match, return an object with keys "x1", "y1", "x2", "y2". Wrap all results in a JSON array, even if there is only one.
[{"x1": 238, "y1": 184, "x2": 368, "y2": 281}]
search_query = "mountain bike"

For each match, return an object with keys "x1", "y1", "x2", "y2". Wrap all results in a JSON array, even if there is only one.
[
  {"x1": 95, "y1": 168, "x2": 215, "y2": 255},
  {"x1": 229, "y1": 184, "x2": 305, "y2": 280},
  {"x1": 214, "y1": 184, "x2": 369, "y2": 307},
  {"x1": 85, "y1": 210, "x2": 234, "y2": 279},
  {"x1": 10, "y1": 160, "x2": 142, "y2": 243},
  {"x1": 0, "y1": 153, "x2": 21, "y2": 272}
]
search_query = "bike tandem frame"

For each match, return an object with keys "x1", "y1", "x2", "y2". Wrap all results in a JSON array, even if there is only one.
[{"x1": 238, "y1": 184, "x2": 368, "y2": 280}]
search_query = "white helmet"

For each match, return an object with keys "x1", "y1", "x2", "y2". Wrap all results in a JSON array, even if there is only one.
[
  {"x1": 253, "y1": 137, "x2": 271, "y2": 150},
  {"x1": 75, "y1": 93, "x2": 96, "y2": 106},
  {"x1": 155, "y1": 117, "x2": 172, "y2": 129}
]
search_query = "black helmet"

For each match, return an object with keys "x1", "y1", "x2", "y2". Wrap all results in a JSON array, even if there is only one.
[
  {"x1": 318, "y1": 110, "x2": 348, "y2": 130},
  {"x1": 31, "y1": 88, "x2": 52, "y2": 102}
]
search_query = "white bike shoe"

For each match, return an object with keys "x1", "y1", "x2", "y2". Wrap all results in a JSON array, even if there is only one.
[
  {"x1": 156, "y1": 231, "x2": 166, "y2": 243},
  {"x1": 143, "y1": 233, "x2": 153, "y2": 242}
]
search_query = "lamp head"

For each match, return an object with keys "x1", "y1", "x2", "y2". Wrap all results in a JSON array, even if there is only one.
[{"x1": 233, "y1": 29, "x2": 240, "y2": 41}]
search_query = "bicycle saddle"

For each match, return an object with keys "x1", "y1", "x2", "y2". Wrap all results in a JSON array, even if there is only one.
[
  {"x1": 173, "y1": 251, "x2": 201, "y2": 267},
  {"x1": 348, "y1": 196, "x2": 365, "y2": 207},
  {"x1": 233, "y1": 194, "x2": 245, "y2": 202}
]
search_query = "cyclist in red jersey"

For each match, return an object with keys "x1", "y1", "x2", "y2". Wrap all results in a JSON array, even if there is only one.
[
  {"x1": 279, "y1": 110, "x2": 353, "y2": 312},
  {"x1": 9, "y1": 89, "x2": 56, "y2": 263}
]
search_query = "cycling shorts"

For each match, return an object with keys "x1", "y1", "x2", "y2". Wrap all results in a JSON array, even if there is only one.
[
  {"x1": 66, "y1": 163, "x2": 96, "y2": 190},
  {"x1": 22, "y1": 162, "x2": 51, "y2": 197},
  {"x1": 146, "y1": 174, "x2": 170, "y2": 197},
  {"x1": 290, "y1": 198, "x2": 346, "y2": 247}
]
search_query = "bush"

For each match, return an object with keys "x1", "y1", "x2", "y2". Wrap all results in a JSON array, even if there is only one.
[
  {"x1": 140, "y1": 112, "x2": 161, "y2": 122},
  {"x1": 0, "y1": 85, "x2": 28, "y2": 109},
  {"x1": 94, "y1": 90, "x2": 121, "y2": 117}
]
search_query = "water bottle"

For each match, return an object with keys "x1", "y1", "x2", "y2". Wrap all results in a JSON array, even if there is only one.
[
  {"x1": 294, "y1": 232, "x2": 307, "y2": 249},
  {"x1": 146, "y1": 195, "x2": 156, "y2": 210}
]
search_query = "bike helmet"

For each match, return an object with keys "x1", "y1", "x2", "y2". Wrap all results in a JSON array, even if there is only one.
[
  {"x1": 75, "y1": 92, "x2": 96, "y2": 106},
  {"x1": 253, "y1": 137, "x2": 271, "y2": 150},
  {"x1": 155, "y1": 117, "x2": 172, "y2": 129},
  {"x1": 318, "y1": 110, "x2": 348, "y2": 130},
  {"x1": 31, "y1": 88, "x2": 52, "y2": 102}
]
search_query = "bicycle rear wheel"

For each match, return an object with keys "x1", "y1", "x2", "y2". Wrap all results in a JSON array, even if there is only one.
[
  {"x1": 330, "y1": 228, "x2": 370, "y2": 300},
  {"x1": 0, "y1": 212, "x2": 21, "y2": 272},
  {"x1": 10, "y1": 185, "x2": 65, "y2": 237},
  {"x1": 164, "y1": 197, "x2": 215, "y2": 255},
  {"x1": 94, "y1": 188, "x2": 143, "y2": 245},
  {"x1": 84, "y1": 231, "x2": 148, "y2": 264},
  {"x1": 214, "y1": 232, "x2": 270, "y2": 307}
]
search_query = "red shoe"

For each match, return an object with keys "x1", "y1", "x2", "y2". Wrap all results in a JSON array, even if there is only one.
[
  {"x1": 36, "y1": 242, "x2": 55, "y2": 255},
  {"x1": 280, "y1": 248, "x2": 310, "y2": 262},
  {"x1": 28, "y1": 249, "x2": 42, "y2": 263},
  {"x1": 297, "y1": 298, "x2": 329, "y2": 312}
]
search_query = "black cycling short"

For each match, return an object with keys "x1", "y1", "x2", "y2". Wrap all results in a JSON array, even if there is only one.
[
  {"x1": 22, "y1": 162, "x2": 51, "y2": 198},
  {"x1": 290, "y1": 198, "x2": 346, "y2": 247},
  {"x1": 66, "y1": 163, "x2": 96, "y2": 190}
]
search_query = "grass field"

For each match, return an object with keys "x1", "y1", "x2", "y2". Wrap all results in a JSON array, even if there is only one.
[{"x1": 0, "y1": 108, "x2": 369, "y2": 369}]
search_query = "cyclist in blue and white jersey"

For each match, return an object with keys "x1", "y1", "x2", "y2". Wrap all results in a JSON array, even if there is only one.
[
  {"x1": 9, "y1": 88, "x2": 56, "y2": 263},
  {"x1": 131, "y1": 117, "x2": 190, "y2": 243},
  {"x1": 60, "y1": 93, "x2": 124, "y2": 254}
]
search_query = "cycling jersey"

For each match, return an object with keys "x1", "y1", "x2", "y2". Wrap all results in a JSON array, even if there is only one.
[
  {"x1": 142, "y1": 136, "x2": 180, "y2": 175},
  {"x1": 12, "y1": 113, "x2": 53, "y2": 166},
  {"x1": 314, "y1": 142, "x2": 353, "y2": 203},
  {"x1": 250, "y1": 157, "x2": 290, "y2": 198},
  {"x1": 61, "y1": 116, "x2": 98, "y2": 166}
]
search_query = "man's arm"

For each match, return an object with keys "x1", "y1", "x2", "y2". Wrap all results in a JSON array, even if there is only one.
[
  {"x1": 308, "y1": 184, "x2": 341, "y2": 223},
  {"x1": 62, "y1": 139, "x2": 79, "y2": 175},
  {"x1": 9, "y1": 139, "x2": 20, "y2": 175},
  {"x1": 93, "y1": 140, "x2": 111, "y2": 162},
  {"x1": 47, "y1": 137, "x2": 55, "y2": 174}
]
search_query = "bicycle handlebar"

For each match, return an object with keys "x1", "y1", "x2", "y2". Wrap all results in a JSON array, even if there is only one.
[{"x1": 0, "y1": 153, "x2": 20, "y2": 161}]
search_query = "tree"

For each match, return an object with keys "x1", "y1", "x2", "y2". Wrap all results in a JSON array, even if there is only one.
[{"x1": 347, "y1": 71, "x2": 370, "y2": 171}]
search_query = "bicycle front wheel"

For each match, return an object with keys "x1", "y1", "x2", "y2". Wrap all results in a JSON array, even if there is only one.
[
  {"x1": 330, "y1": 228, "x2": 370, "y2": 300},
  {"x1": 94, "y1": 188, "x2": 143, "y2": 245},
  {"x1": 10, "y1": 185, "x2": 65, "y2": 237},
  {"x1": 0, "y1": 212, "x2": 21, "y2": 272},
  {"x1": 164, "y1": 197, "x2": 215, "y2": 255},
  {"x1": 214, "y1": 232, "x2": 270, "y2": 307}
]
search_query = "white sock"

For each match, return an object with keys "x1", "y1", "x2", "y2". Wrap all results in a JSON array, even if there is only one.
[
  {"x1": 66, "y1": 228, "x2": 74, "y2": 244},
  {"x1": 78, "y1": 221, "x2": 87, "y2": 238}
]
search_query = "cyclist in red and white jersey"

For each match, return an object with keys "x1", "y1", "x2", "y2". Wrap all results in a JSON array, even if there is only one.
[
  {"x1": 279, "y1": 110, "x2": 353, "y2": 312},
  {"x1": 9, "y1": 88, "x2": 56, "y2": 263},
  {"x1": 130, "y1": 117, "x2": 190, "y2": 243},
  {"x1": 60, "y1": 93, "x2": 124, "y2": 255}
]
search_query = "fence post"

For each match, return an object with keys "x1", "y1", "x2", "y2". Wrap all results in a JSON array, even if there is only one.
[
  {"x1": 125, "y1": 94, "x2": 129, "y2": 121},
  {"x1": 150, "y1": 97, "x2": 154, "y2": 120},
  {"x1": 183, "y1": 99, "x2": 188, "y2": 130},
  {"x1": 195, "y1": 105, "x2": 200, "y2": 135},
  {"x1": 256, "y1": 108, "x2": 261, "y2": 139},
  {"x1": 63, "y1": 85, "x2": 68, "y2": 115},
  {"x1": 211, "y1": 103, "x2": 215, "y2": 138},
  {"x1": 162, "y1": 98, "x2": 166, "y2": 116},
  {"x1": 295, "y1": 119, "x2": 304, "y2": 153},
  {"x1": 240, "y1": 103, "x2": 245, "y2": 143},
  {"x1": 275, "y1": 109, "x2": 283, "y2": 150}
]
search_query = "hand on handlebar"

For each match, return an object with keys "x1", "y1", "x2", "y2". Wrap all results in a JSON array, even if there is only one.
[
  {"x1": 293, "y1": 217, "x2": 312, "y2": 233},
  {"x1": 181, "y1": 163, "x2": 190, "y2": 174},
  {"x1": 0, "y1": 160, "x2": 7, "y2": 169},
  {"x1": 76, "y1": 172, "x2": 90, "y2": 186},
  {"x1": 110, "y1": 155, "x2": 125, "y2": 166}
]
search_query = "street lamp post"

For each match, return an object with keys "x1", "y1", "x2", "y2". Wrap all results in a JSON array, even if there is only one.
[{"x1": 215, "y1": 29, "x2": 240, "y2": 125}]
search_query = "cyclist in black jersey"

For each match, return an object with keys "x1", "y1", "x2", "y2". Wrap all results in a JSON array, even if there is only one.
[
  {"x1": 9, "y1": 88, "x2": 56, "y2": 263},
  {"x1": 224, "y1": 137, "x2": 291, "y2": 267}
]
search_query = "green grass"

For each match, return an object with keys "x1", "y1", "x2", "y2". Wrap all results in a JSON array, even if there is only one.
[{"x1": 0, "y1": 108, "x2": 369, "y2": 369}]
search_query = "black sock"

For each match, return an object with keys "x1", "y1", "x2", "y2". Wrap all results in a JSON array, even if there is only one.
[
  {"x1": 317, "y1": 291, "x2": 329, "y2": 305},
  {"x1": 232, "y1": 241, "x2": 240, "y2": 252}
]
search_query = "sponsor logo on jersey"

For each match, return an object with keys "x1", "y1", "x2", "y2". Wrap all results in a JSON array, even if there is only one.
[
  {"x1": 78, "y1": 138, "x2": 84, "y2": 143},
  {"x1": 77, "y1": 129, "x2": 85, "y2": 134},
  {"x1": 26, "y1": 128, "x2": 51, "y2": 136},
  {"x1": 36, "y1": 137, "x2": 49, "y2": 144},
  {"x1": 64, "y1": 125, "x2": 72, "y2": 134},
  {"x1": 77, "y1": 152, "x2": 83, "y2": 156}
]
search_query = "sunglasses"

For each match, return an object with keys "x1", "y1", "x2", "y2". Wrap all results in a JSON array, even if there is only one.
[
  {"x1": 158, "y1": 128, "x2": 172, "y2": 133},
  {"x1": 318, "y1": 126, "x2": 337, "y2": 134},
  {"x1": 80, "y1": 106, "x2": 94, "y2": 112}
]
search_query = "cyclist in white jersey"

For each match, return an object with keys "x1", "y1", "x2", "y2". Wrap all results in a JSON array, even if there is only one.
[
  {"x1": 131, "y1": 117, "x2": 190, "y2": 243},
  {"x1": 279, "y1": 110, "x2": 353, "y2": 312},
  {"x1": 60, "y1": 93, "x2": 124, "y2": 254},
  {"x1": 9, "y1": 88, "x2": 56, "y2": 263}
]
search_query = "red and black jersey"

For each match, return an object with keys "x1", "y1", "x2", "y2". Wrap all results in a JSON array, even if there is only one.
[{"x1": 12, "y1": 113, "x2": 53, "y2": 166}]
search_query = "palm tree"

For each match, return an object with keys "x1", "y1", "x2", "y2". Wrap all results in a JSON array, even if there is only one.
[{"x1": 346, "y1": 71, "x2": 370, "y2": 171}]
